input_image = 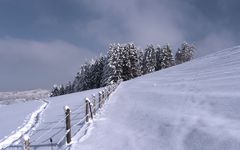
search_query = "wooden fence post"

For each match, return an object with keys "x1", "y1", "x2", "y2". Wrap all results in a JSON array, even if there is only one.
[
  {"x1": 85, "y1": 98, "x2": 89, "y2": 122},
  {"x1": 23, "y1": 135, "x2": 30, "y2": 150},
  {"x1": 104, "y1": 88, "x2": 107, "y2": 99},
  {"x1": 101, "y1": 89, "x2": 105, "y2": 106},
  {"x1": 108, "y1": 86, "x2": 111, "y2": 97},
  {"x1": 98, "y1": 91, "x2": 102, "y2": 109},
  {"x1": 102, "y1": 90, "x2": 105, "y2": 103},
  {"x1": 85, "y1": 98, "x2": 93, "y2": 120},
  {"x1": 88, "y1": 101, "x2": 93, "y2": 120},
  {"x1": 64, "y1": 106, "x2": 71, "y2": 144},
  {"x1": 92, "y1": 94, "x2": 96, "y2": 115}
]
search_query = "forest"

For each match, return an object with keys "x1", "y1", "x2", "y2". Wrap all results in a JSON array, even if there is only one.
[{"x1": 51, "y1": 42, "x2": 195, "y2": 97}]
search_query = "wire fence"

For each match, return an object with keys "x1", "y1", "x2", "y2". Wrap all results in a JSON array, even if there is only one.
[{"x1": 7, "y1": 82, "x2": 120, "y2": 150}]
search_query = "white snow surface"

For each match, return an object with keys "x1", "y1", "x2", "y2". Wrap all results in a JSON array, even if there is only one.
[
  {"x1": 71, "y1": 46, "x2": 240, "y2": 150},
  {"x1": 20, "y1": 88, "x2": 103, "y2": 150},
  {"x1": 0, "y1": 100, "x2": 45, "y2": 149},
  {"x1": 1, "y1": 86, "x2": 104, "y2": 149}
]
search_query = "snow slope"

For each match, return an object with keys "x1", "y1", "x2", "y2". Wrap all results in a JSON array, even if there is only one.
[{"x1": 71, "y1": 46, "x2": 240, "y2": 150}]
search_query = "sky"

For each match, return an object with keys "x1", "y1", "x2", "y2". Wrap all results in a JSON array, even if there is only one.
[{"x1": 0, "y1": 0, "x2": 239, "y2": 91}]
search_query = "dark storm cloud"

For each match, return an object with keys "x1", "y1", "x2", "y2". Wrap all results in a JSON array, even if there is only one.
[
  {"x1": 73, "y1": 0, "x2": 240, "y2": 55},
  {"x1": 0, "y1": 0, "x2": 239, "y2": 91},
  {"x1": 0, "y1": 38, "x2": 94, "y2": 91}
]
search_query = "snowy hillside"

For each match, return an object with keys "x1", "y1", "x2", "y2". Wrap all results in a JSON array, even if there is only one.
[
  {"x1": 1, "y1": 46, "x2": 240, "y2": 150},
  {"x1": 0, "y1": 89, "x2": 49, "y2": 105},
  {"x1": 71, "y1": 46, "x2": 240, "y2": 150}
]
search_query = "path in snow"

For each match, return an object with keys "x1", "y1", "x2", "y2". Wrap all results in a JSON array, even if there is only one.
[
  {"x1": 1, "y1": 100, "x2": 48, "y2": 149},
  {"x1": 19, "y1": 88, "x2": 104, "y2": 150}
]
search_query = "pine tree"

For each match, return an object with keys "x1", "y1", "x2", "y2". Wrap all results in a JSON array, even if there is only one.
[
  {"x1": 121, "y1": 44, "x2": 131, "y2": 81},
  {"x1": 50, "y1": 42, "x2": 180, "y2": 97},
  {"x1": 100, "y1": 44, "x2": 122, "y2": 86},
  {"x1": 50, "y1": 84, "x2": 59, "y2": 97},
  {"x1": 158, "y1": 44, "x2": 175, "y2": 69},
  {"x1": 100, "y1": 55, "x2": 113, "y2": 87},
  {"x1": 142, "y1": 45, "x2": 156, "y2": 74},
  {"x1": 73, "y1": 69, "x2": 83, "y2": 92},
  {"x1": 155, "y1": 46, "x2": 162, "y2": 71},
  {"x1": 81, "y1": 62, "x2": 93, "y2": 90},
  {"x1": 65, "y1": 81, "x2": 73, "y2": 94},
  {"x1": 89, "y1": 56, "x2": 105, "y2": 88},
  {"x1": 137, "y1": 49, "x2": 144, "y2": 75},
  {"x1": 126, "y1": 43, "x2": 141, "y2": 79},
  {"x1": 114, "y1": 44, "x2": 124, "y2": 81},
  {"x1": 175, "y1": 42, "x2": 195, "y2": 64},
  {"x1": 59, "y1": 84, "x2": 65, "y2": 95},
  {"x1": 106, "y1": 43, "x2": 123, "y2": 83}
]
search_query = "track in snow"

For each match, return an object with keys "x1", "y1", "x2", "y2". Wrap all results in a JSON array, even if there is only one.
[{"x1": 1, "y1": 100, "x2": 49, "y2": 149}]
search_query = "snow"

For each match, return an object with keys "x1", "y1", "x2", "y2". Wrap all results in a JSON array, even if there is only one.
[
  {"x1": 0, "y1": 89, "x2": 49, "y2": 105},
  {"x1": 0, "y1": 100, "x2": 45, "y2": 149},
  {"x1": 64, "y1": 105, "x2": 70, "y2": 111},
  {"x1": 1, "y1": 46, "x2": 240, "y2": 150},
  {"x1": 23, "y1": 135, "x2": 29, "y2": 141},
  {"x1": 21, "y1": 88, "x2": 104, "y2": 150},
  {"x1": 71, "y1": 46, "x2": 240, "y2": 150}
]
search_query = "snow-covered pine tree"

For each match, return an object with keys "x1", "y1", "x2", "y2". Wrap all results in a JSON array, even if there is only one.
[
  {"x1": 137, "y1": 48, "x2": 144, "y2": 75},
  {"x1": 88, "y1": 56, "x2": 105, "y2": 89},
  {"x1": 159, "y1": 44, "x2": 175, "y2": 69},
  {"x1": 72, "y1": 68, "x2": 83, "y2": 92},
  {"x1": 59, "y1": 84, "x2": 65, "y2": 95},
  {"x1": 125, "y1": 43, "x2": 141, "y2": 79},
  {"x1": 105, "y1": 43, "x2": 123, "y2": 84},
  {"x1": 155, "y1": 45, "x2": 162, "y2": 71},
  {"x1": 65, "y1": 81, "x2": 73, "y2": 94},
  {"x1": 72, "y1": 62, "x2": 92, "y2": 92},
  {"x1": 121, "y1": 43, "x2": 131, "y2": 81},
  {"x1": 50, "y1": 84, "x2": 59, "y2": 97},
  {"x1": 101, "y1": 44, "x2": 123, "y2": 86},
  {"x1": 115, "y1": 44, "x2": 124, "y2": 81},
  {"x1": 175, "y1": 42, "x2": 195, "y2": 64},
  {"x1": 142, "y1": 45, "x2": 157, "y2": 74},
  {"x1": 81, "y1": 62, "x2": 93, "y2": 90},
  {"x1": 100, "y1": 55, "x2": 113, "y2": 87}
]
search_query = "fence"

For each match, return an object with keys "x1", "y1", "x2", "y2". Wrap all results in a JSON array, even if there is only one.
[{"x1": 21, "y1": 82, "x2": 120, "y2": 150}]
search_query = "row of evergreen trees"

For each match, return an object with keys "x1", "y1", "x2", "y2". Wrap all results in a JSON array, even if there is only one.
[{"x1": 50, "y1": 42, "x2": 195, "y2": 97}]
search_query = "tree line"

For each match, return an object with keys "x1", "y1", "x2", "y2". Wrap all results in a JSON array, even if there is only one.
[{"x1": 50, "y1": 42, "x2": 195, "y2": 97}]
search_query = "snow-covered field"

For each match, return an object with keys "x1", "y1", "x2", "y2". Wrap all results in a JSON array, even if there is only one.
[
  {"x1": 1, "y1": 46, "x2": 240, "y2": 150},
  {"x1": 0, "y1": 89, "x2": 105, "y2": 150},
  {"x1": 0, "y1": 100, "x2": 45, "y2": 149},
  {"x1": 0, "y1": 89, "x2": 49, "y2": 105}
]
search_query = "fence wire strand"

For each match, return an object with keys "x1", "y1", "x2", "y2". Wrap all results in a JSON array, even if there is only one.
[{"x1": 27, "y1": 82, "x2": 120, "y2": 147}]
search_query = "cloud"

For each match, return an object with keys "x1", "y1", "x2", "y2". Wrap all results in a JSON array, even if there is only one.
[
  {"x1": 1, "y1": 0, "x2": 239, "y2": 91},
  {"x1": 196, "y1": 31, "x2": 238, "y2": 57},
  {"x1": 34, "y1": 16, "x2": 59, "y2": 26},
  {"x1": 0, "y1": 38, "x2": 95, "y2": 91},
  {"x1": 74, "y1": 0, "x2": 239, "y2": 54},
  {"x1": 74, "y1": 0, "x2": 187, "y2": 50}
]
